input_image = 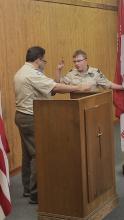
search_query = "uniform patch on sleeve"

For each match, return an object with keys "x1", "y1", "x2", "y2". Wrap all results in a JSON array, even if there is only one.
[
  {"x1": 88, "y1": 72, "x2": 95, "y2": 77},
  {"x1": 36, "y1": 70, "x2": 43, "y2": 75},
  {"x1": 97, "y1": 69, "x2": 100, "y2": 73}
]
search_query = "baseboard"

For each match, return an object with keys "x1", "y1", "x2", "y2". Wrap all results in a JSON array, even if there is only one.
[
  {"x1": 10, "y1": 167, "x2": 21, "y2": 176},
  {"x1": 38, "y1": 195, "x2": 118, "y2": 220}
]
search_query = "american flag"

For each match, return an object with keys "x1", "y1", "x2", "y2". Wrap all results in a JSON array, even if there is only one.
[
  {"x1": 0, "y1": 93, "x2": 11, "y2": 219},
  {"x1": 113, "y1": 0, "x2": 124, "y2": 151}
]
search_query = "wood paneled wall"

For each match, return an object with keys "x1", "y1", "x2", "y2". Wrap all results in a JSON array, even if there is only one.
[{"x1": 0, "y1": 0, "x2": 118, "y2": 171}]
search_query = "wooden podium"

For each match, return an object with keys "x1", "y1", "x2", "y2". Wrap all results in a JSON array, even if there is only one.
[{"x1": 34, "y1": 91, "x2": 118, "y2": 220}]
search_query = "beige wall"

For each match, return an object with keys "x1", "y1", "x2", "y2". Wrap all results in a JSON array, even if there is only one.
[{"x1": 0, "y1": 0, "x2": 118, "y2": 171}]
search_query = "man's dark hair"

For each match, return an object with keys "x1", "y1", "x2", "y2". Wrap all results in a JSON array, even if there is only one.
[
  {"x1": 26, "y1": 46, "x2": 45, "y2": 62},
  {"x1": 73, "y1": 49, "x2": 87, "y2": 59}
]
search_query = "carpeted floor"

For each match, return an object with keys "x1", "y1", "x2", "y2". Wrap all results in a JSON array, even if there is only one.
[
  {"x1": 6, "y1": 174, "x2": 37, "y2": 220},
  {"x1": 104, "y1": 164, "x2": 124, "y2": 220}
]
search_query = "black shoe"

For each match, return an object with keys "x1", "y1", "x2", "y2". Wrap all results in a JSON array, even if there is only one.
[
  {"x1": 23, "y1": 192, "x2": 30, "y2": 197},
  {"x1": 29, "y1": 198, "x2": 38, "y2": 204},
  {"x1": 29, "y1": 193, "x2": 38, "y2": 204}
]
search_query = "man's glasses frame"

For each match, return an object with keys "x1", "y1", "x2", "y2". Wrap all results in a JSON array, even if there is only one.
[
  {"x1": 73, "y1": 58, "x2": 86, "y2": 63},
  {"x1": 39, "y1": 58, "x2": 47, "y2": 64}
]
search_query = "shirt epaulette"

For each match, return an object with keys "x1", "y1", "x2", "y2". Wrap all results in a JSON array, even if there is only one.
[
  {"x1": 36, "y1": 70, "x2": 43, "y2": 76},
  {"x1": 97, "y1": 69, "x2": 100, "y2": 73},
  {"x1": 88, "y1": 72, "x2": 95, "y2": 77}
]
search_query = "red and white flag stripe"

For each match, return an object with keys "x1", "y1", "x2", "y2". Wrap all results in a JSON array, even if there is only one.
[
  {"x1": 0, "y1": 93, "x2": 11, "y2": 219},
  {"x1": 120, "y1": 114, "x2": 124, "y2": 151},
  {"x1": 113, "y1": 0, "x2": 124, "y2": 151},
  {"x1": 119, "y1": 0, "x2": 124, "y2": 151},
  {"x1": 0, "y1": 137, "x2": 11, "y2": 218}
]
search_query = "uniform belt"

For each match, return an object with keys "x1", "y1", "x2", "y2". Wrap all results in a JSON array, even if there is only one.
[{"x1": 16, "y1": 111, "x2": 33, "y2": 116}]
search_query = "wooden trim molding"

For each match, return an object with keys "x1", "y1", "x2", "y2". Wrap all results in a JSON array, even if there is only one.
[
  {"x1": 38, "y1": 196, "x2": 118, "y2": 220},
  {"x1": 10, "y1": 167, "x2": 21, "y2": 176},
  {"x1": 33, "y1": 0, "x2": 118, "y2": 11},
  {"x1": 113, "y1": 118, "x2": 119, "y2": 125}
]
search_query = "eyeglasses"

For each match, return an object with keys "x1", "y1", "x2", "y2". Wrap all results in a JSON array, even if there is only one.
[
  {"x1": 42, "y1": 59, "x2": 47, "y2": 64},
  {"x1": 39, "y1": 58, "x2": 47, "y2": 64},
  {"x1": 73, "y1": 58, "x2": 86, "y2": 63}
]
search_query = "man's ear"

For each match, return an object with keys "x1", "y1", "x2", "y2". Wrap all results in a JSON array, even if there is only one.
[{"x1": 35, "y1": 58, "x2": 40, "y2": 64}]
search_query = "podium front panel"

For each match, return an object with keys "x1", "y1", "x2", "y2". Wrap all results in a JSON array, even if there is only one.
[
  {"x1": 84, "y1": 102, "x2": 114, "y2": 203},
  {"x1": 34, "y1": 91, "x2": 118, "y2": 220}
]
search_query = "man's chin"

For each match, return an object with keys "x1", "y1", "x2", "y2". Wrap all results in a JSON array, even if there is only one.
[{"x1": 77, "y1": 68, "x2": 82, "y2": 72}]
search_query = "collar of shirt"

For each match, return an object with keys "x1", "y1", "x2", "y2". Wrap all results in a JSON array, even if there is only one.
[
  {"x1": 25, "y1": 62, "x2": 39, "y2": 70},
  {"x1": 25, "y1": 62, "x2": 44, "y2": 75},
  {"x1": 74, "y1": 66, "x2": 90, "y2": 76}
]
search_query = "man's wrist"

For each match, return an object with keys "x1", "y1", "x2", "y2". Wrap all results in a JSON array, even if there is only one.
[{"x1": 56, "y1": 67, "x2": 61, "y2": 72}]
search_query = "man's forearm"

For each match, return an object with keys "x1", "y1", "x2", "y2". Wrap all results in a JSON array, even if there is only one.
[
  {"x1": 111, "y1": 82, "x2": 124, "y2": 90},
  {"x1": 52, "y1": 83, "x2": 92, "y2": 94},
  {"x1": 54, "y1": 68, "x2": 61, "y2": 83}
]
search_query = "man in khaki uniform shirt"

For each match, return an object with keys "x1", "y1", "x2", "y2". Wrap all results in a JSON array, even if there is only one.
[
  {"x1": 14, "y1": 46, "x2": 95, "y2": 204},
  {"x1": 55, "y1": 49, "x2": 123, "y2": 91}
]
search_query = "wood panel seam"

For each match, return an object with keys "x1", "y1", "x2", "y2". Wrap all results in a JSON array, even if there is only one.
[{"x1": 33, "y1": 0, "x2": 118, "y2": 11}]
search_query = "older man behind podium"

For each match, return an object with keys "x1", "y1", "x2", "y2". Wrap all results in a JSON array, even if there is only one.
[{"x1": 14, "y1": 46, "x2": 96, "y2": 205}]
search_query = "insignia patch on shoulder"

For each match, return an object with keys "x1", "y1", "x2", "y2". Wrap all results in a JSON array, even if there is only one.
[
  {"x1": 88, "y1": 72, "x2": 95, "y2": 77},
  {"x1": 97, "y1": 69, "x2": 100, "y2": 73},
  {"x1": 36, "y1": 71, "x2": 43, "y2": 75}
]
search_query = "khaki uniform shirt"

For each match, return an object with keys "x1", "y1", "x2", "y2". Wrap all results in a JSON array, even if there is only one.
[
  {"x1": 60, "y1": 66, "x2": 112, "y2": 90},
  {"x1": 14, "y1": 62, "x2": 56, "y2": 115}
]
